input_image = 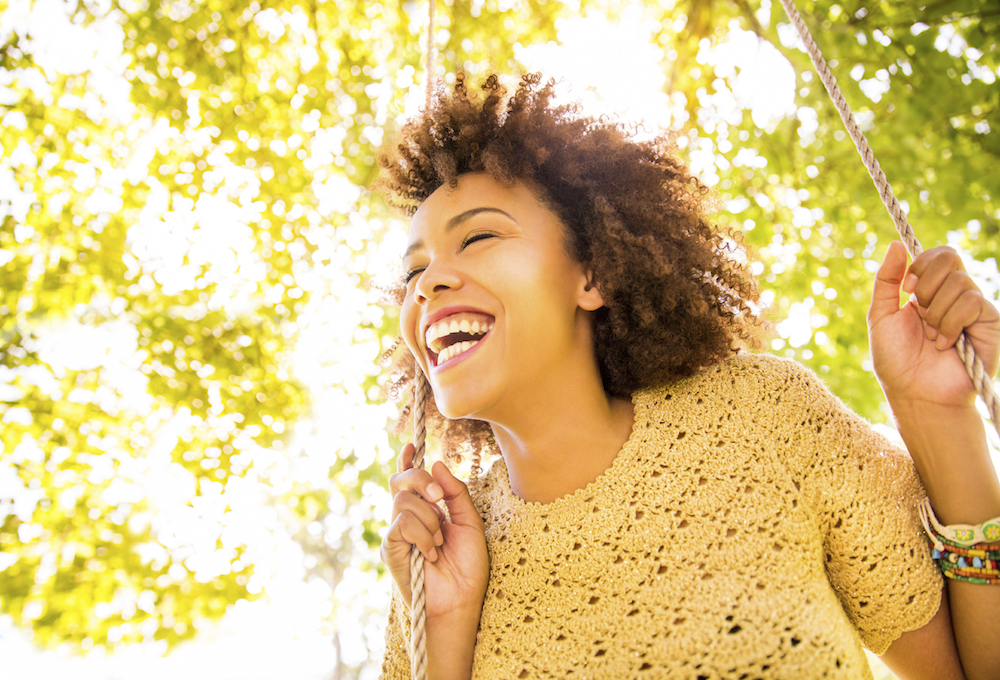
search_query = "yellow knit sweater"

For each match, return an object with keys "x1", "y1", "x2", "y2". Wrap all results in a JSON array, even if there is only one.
[{"x1": 380, "y1": 354, "x2": 942, "y2": 679}]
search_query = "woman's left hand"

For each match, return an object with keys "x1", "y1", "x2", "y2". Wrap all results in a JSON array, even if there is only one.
[{"x1": 868, "y1": 240, "x2": 1000, "y2": 411}]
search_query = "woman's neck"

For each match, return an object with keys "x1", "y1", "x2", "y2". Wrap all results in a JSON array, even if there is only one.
[{"x1": 489, "y1": 374, "x2": 635, "y2": 505}]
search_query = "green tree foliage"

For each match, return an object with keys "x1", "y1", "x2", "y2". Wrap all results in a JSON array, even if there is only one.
[
  {"x1": 0, "y1": 0, "x2": 566, "y2": 656},
  {"x1": 0, "y1": 0, "x2": 995, "y2": 674},
  {"x1": 655, "y1": 0, "x2": 999, "y2": 413}
]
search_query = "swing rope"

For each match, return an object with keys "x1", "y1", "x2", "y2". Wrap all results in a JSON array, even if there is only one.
[
  {"x1": 404, "y1": 2, "x2": 998, "y2": 677},
  {"x1": 424, "y1": 0, "x2": 436, "y2": 112},
  {"x1": 409, "y1": 3, "x2": 434, "y2": 676},
  {"x1": 409, "y1": 368, "x2": 429, "y2": 680},
  {"x1": 774, "y1": 0, "x2": 1000, "y2": 437}
]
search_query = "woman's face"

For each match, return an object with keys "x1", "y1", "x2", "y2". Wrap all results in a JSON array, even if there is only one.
[{"x1": 400, "y1": 172, "x2": 603, "y2": 421}]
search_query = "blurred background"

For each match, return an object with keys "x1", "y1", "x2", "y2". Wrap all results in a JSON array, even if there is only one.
[{"x1": 1, "y1": 0, "x2": 997, "y2": 678}]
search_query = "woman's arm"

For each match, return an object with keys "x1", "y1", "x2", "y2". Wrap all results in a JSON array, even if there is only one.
[
  {"x1": 878, "y1": 404, "x2": 1000, "y2": 680},
  {"x1": 868, "y1": 241, "x2": 1000, "y2": 680},
  {"x1": 880, "y1": 587, "x2": 963, "y2": 680},
  {"x1": 426, "y1": 609, "x2": 482, "y2": 680}
]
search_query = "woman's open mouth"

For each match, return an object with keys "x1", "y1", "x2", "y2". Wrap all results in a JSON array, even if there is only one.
[{"x1": 425, "y1": 312, "x2": 495, "y2": 369}]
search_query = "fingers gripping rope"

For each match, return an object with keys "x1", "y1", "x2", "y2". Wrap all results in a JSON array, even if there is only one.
[{"x1": 775, "y1": 0, "x2": 1000, "y2": 435}]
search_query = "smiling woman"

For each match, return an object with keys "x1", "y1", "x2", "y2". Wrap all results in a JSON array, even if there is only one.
[
  {"x1": 399, "y1": 176, "x2": 607, "y2": 426},
  {"x1": 379, "y1": 74, "x2": 765, "y2": 472},
  {"x1": 373, "y1": 73, "x2": 1000, "y2": 680}
]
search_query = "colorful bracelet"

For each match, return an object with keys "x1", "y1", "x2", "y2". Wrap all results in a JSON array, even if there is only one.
[
  {"x1": 919, "y1": 498, "x2": 1000, "y2": 585},
  {"x1": 919, "y1": 498, "x2": 1000, "y2": 547}
]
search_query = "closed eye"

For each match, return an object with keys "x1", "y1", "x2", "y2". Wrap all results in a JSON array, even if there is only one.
[
  {"x1": 402, "y1": 232, "x2": 496, "y2": 285},
  {"x1": 461, "y1": 231, "x2": 497, "y2": 248}
]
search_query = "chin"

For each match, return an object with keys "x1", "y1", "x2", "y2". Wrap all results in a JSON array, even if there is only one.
[
  {"x1": 433, "y1": 396, "x2": 472, "y2": 421},
  {"x1": 431, "y1": 388, "x2": 493, "y2": 422}
]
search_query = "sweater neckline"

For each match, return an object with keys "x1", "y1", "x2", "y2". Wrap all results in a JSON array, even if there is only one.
[{"x1": 491, "y1": 389, "x2": 649, "y2": 516}]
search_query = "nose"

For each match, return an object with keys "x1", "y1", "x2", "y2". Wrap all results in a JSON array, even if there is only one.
[{"x1": 413, "y1": 259, "x2": 463, "y2": 305}]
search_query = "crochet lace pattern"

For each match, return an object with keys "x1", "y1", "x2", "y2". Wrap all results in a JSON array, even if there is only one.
[{"x1": 380, "y1": 354, "x2": 942, "y2": 679}]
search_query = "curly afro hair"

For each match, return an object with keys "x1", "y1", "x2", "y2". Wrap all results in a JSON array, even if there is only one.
[{"x1": 376, "y1": 72, "x2": 767, "y2": 476}]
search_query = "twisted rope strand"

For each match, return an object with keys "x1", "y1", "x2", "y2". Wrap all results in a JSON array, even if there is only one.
[
  {"x1": 411, "y1": 1, "x2": 435, "y2": 675},
  {"x1": 775, "y1": 0, "x2": 999, "y2": 435},
  {"x1": 410, "y1": 369, "x2": 429, "y2": 679},
  {"x1": 425, "y1": 0, "x2": 436, "y2": 111}
]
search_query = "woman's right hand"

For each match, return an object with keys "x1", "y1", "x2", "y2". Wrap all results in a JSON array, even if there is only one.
[{"x1": 381, "y1": 443, "x2": 489, "y2": 622}]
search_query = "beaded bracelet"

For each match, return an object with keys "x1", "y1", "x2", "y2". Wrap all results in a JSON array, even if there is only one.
[{"x1": 919, "y1": 498, "x2": 1000, "y2": 585}]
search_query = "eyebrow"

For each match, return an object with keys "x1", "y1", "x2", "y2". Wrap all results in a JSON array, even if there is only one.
[{"x1": 403, "y1": 207, "x2": 517, "y2": 261}]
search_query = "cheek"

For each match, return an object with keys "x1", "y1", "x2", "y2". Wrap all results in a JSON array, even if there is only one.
[{"x1": 399, "y1": 296, "x2": 420, "y2": 355}]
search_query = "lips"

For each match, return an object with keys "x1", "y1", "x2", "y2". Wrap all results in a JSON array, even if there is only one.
[{"x1": 420, "y1": 307, "x2": 495, "y2": 369}]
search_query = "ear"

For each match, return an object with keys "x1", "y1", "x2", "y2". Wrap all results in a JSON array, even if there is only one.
[{"x1": 577, "y1": 269, "x2": 605, "y2": 312}]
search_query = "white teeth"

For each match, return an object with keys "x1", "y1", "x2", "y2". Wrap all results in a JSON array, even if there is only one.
[
  {"x1": 424, "y1": 317, "x2": 496, "y2": 355},
  {"x1": 437, "y1": 339, "x2": 480, "y2": 365}
]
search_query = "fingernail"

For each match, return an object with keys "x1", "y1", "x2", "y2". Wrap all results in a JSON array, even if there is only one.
[
  {"x1": 428, "y1": 547, "x2": 437, "y2": 562},
  {"x1": 902, "y1": 273, "x2": 918, "y2": 294},
  {"x1": 936, "y1": 335, "x2": 948, "y2": 350},
  {"x1": 434, "y1": 530, "x2": 443, "y2": 546},
  {"x1": 427, "y1": 483, "x2": 443, "y2": 501}
]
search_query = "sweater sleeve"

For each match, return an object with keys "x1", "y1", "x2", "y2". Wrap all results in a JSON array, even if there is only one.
[
  {"x1": 761, "y1": 355, "x2": 943, "y2": 655},
  {"x1": 379, "y1": 585, "x2": 412, "y2": 680}
]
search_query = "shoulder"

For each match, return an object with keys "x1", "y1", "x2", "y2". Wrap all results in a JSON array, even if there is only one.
[
  {"x1": 714, "y1": 351, "x2": 822, "y2": 384},
  {"x1": 635, "y1": 353, "x2": 854, "y2": 448},
  {"x1": 639, "y1": 352, "x2": 826, "y2": 407}
]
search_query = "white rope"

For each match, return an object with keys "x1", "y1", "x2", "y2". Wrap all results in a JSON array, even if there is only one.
[
  {"x1": 409, "y1": 371, "x2": 429, "y2": 680},
  {"x1": 410, "y1": 2, "x2": 435, "y2": 674},
  {"x1": 775, "y1": 0, "x2": 999, "y2": 436},
  {"x1": 424, "y1": 0, "x2": 436, "y2": 111}
]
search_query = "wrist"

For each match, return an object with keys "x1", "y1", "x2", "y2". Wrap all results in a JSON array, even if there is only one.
[
  {"x1": 426, "y1": 607, "x2": 481, "y2": 680},
  {"x1": 883, "y1": 390, "x2": 977, "y2": 421},
  {"x1": 889, "y1": 399, "x2": 987, "y2": 468},
  {"x1": 427, "y1": 603, "x2": 483, "y2": 628},
  {"x1": 884, "y1": 401, "x2": 1000, "y2": 526},
  {"x1": 886, "y1": 397, "x2": 982, "y2": 445}
]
